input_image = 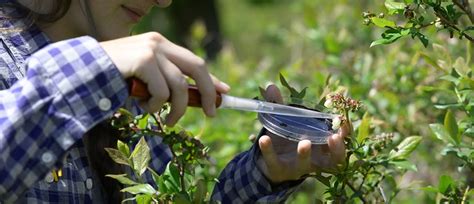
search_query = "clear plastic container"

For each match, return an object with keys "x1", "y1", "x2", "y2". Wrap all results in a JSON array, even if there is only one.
[{"x1": 258, "y1": 112, "x2": 335, "y2": 144}]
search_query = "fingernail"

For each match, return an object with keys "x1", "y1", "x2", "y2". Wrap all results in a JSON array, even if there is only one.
[
  {"x1": 207, "y1": 107, "x2": 216, "y2": 117},
  {"x1": 264, "y1": 81, "x2": 273, "y2": 89},
  {"x1": 219, "y1": 81, "x2": 230, "y2": 91},
  {"x1": 164, "y1": 117, "x2": 175, "y2": 127}
]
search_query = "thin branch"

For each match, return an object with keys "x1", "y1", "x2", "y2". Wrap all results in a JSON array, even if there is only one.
[
  {"x1": 346, "y1": 181, "x2": 367, "y2": 204},
  {"x1": 453, "y1": 0, "x2": 474, "y2": 24},
  {"x1": 461, "y1": 185, "x2": 470, "y2": 204},
  {"x1": 435, "y1": 11, "x2": 474, "y2": 42},
  {"x1": 378, "y1": 185, "x2": 387, "y2": 203},
  {"x1": 358, "y1": 165, "x2": 374, "y2": 192}
]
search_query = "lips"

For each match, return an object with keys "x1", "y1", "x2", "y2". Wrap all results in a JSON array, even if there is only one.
[{"x1": 121, "y1": 5, "x2": 145, "y2": 22}]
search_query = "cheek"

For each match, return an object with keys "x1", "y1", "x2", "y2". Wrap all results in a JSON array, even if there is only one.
[
  {"x1": 92, "y1": 6, "x2": 134, "y2": 39},
  {"x1": 156, "y1": 0, "x2": 172, "y2": 7}
]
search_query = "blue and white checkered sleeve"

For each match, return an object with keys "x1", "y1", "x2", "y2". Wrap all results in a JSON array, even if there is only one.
[
  {"x1": 0, "y1": 36, "x2": 129, "y2": 202},
  {"x1": 211, "y1": 142, "x2": 304, "y2": 203}
]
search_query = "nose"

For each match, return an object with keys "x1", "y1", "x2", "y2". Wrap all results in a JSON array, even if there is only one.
[{"x1": 155, "y1": 0, "x2": 172, "y2": 7}]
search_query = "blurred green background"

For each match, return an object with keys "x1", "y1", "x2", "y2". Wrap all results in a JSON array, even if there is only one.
[{"x1": 139, "y1": 0, "x2": 472, "y2": 203}]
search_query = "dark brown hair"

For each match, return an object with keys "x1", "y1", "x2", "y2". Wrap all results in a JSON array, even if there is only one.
[
  {"x1": 1, "y1": 1, "x2": 124, "y2": 202},
  {"x1": 1, "y1": 0, "x2": 71, "y2": 27}
]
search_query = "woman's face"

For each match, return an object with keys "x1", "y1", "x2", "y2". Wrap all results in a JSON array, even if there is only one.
[
  {"x1": 88, "y1": 0, "x2": 171, "y2": 39},
  {"x1": 69, "y1": 0, "x2": 172, "y2": 40}
]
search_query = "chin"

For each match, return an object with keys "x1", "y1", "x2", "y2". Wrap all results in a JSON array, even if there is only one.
[{"x1": 100, "y1": 29, "x2": 132, "y2": 40}]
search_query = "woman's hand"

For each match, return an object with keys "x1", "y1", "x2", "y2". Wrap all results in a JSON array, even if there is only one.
[
  {"x1": 256, "y1": 84, "x2": 348, "y2": 184},
  {"x1": 100, "y1": 32, "x2": 230, "y2": 126}
]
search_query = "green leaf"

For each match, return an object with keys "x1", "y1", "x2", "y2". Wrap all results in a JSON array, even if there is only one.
[
  {"x1": 434, "y1": 103, "x2": 463, "y2": 109},
  {"x1": 430, "y1": 124, "x2": 455, "y2": 144},
  {"x1": 169, "y1": 163, "x2": 181, "y2": 190},
  {"x1": 370, "y1": 29, "x2": 403, "y2": 47},
  {"x1": 159, "y1": 163, "x2": 180, "y2": 193},
  {"x1": 106, "y1": 174, "x2": 138, "y2": 186},
  {"x1": 419, "y1": 52, "x2": 444, "y2": 72},
  {"x1": 174, "y1": 193, "x2": 192, "y2": 204},
  {"x1": 193, "y1": 179, "x2": 207, "y2": 204},
  {"x1": 416, "y1": 33, "x2": 429, "y2": 47},
  {"x1": 279, "y1": 73, "x2": 300, "y2": 98},
  {"x1": 438, "y1": 175, "x2": 454, "y2": 194},
  {"x1": 385, "y1": 0, "x2": 407, "y2": 14},
  {"x1": 121, "y1": 184, "x2": 156, "y2": 195},
  {"x1": 314, "y1": 174, "x2": 332, "y2": 187},
  {"x1": 389, "y1": 160, "x2": 418, "y2": 171},
  {"x1": 371, "y1": 17, "x2": 396, "y2": 28},
  {"x1": 419, "y1": 186, "x2": 439, "y2": 193},
  {"x1": 117, "y1": 140, "x2": 130, "y2": 157},
  {"x1": 444, "y1": 110, "x2": 460, "y2": 144},
  {"x1": 105, "y1": 148, "x2": 131, "y2": 166},
  {"x1": 137, "y1": 114, "x2": 150, "y2": 129},
  {"x1": 357, "y1": 112, "x2": 371, "y2": 144},
  {"x1": 136, "y1": 194, "x2": 152, "y2": 204},
  {"x1": 389, "y1": 136, "x2": 422, "y2": 160},
  {"x1": 130, "y1": 137, "x2": 151, "y2": 176}
]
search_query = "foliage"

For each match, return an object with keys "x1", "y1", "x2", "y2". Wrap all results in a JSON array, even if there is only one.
[
  {"x1": 364, "y1": 0, "x2": 474, "y2": 47},
  {"x1": 366, "y1": 0, "x2": 474, "y2": 203},
  {"x1": 279, "y1": 75, "x2": 422, "y2": 203},
  {"x1": 106, "y1": 110, "x2": 210, "y2": 203},
  {"x1": 103, "y1": 0, "x2": 474, "y2": 203}
]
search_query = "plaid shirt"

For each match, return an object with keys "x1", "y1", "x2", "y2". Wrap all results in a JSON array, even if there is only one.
[{"x1": 0, "y1": 7, "x2": 301, "y2": 203}]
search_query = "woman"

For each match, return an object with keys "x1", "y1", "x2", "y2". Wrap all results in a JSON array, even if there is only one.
[{"x1": 0, "y1": 0, "x2": 347, "y2": 203}]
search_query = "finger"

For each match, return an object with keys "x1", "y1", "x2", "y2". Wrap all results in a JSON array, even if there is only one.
[
  {"x1": 328, "y1": 133, "x2": 345, "y2": 164},
  {"x1": 258, "y1": 135, "x2": 280, "y2": 170},
  {"x1": 136, "y1": 52, "x2": 169, "y2": 113},
  {"x1": 263, "y1": 84, "x2": 284, "y2": 104},
  {"x1": 296, "y1": 140, "x2": 312, "y2": 175},
  {"x1": 157, "y1": 41, "x2": 217, "y2": 117},
  {"x1": 210, "y1": 74, "x2": 230, "y2": 93},
  {"x1": 156, "y1": 54, "x2": 188, "y2": 126},
  {"x1": 340, "y1": 121, "x2": 351, "y2": 137}
]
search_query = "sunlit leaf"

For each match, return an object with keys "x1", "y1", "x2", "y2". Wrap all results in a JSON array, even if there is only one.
[
  {"x1": 438, "y1": 175, "x2": 454, "y2": 194},
  {"x1": 106, "y1": 174, "x2": 138, "y2": 186},
  {"x1": 105, "y1": 148, "x2": 131, "y2": 167},
  {"x1": 419, "y1": 186, "x2": 439, "y2": 193},
  {"x1": 121, "y1": 184, "x2": 156, "y2": 195},
  {"x1": 444, "y1": 110, "x2": 460, "y2": 144},
  {"x1": 389, "y1": 136, "x2": 422, "y2": 160},
  {"x1": 389, "y1": 160, "x2": 418, "y2": 171},
  {"x1": 385, "y1": 0, "x2": 407, "y2": 14},
  {"x1": 137, "y1": 114, "x2": 150, "y2": 130},
  {"x1": 430, "y1": 124, "x2": 454, "y2": 144},
  {"x1": 117, "y1": 140, "x2": 130, "y2": 157},
  {"x1": 371, "y1": 17, "x2": 396, "y2": 28},
  {"x1": 130, "y1": 137, "x2": 151, "y2": 176},
  {"x1": 136, "y1": 194, "x2": 152, "y2": 204},
  {"x1": 357, "y1": 112, "x2": 370, "y2": 144}
]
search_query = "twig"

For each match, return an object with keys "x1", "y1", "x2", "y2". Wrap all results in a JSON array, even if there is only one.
[
  {"x1": 378, "y1": 185, "x2": 387, "y2": 203},
  {"x1": 179, "y1": 161, "x2": 186, "y2": 193},
  {"x1": 346, "y1": 181, "x2": 367, "y2": 204},
  {"x1": 453, "y1": 0, "x2": 474, "y2": 24},
  {"x1": 434, "y1": 11, "x2": 474, "y2": 42},
  {"x1": 461, "y1": 185, "x2": 470, "y2": 204},
  {"x1": 358, "y1": 165, "x2": 374, "y2": 192}
]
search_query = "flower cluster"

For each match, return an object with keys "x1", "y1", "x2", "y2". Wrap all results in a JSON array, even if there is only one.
[{"x1": 324, "y1": 93, "x2": 363, "y2": 112}]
